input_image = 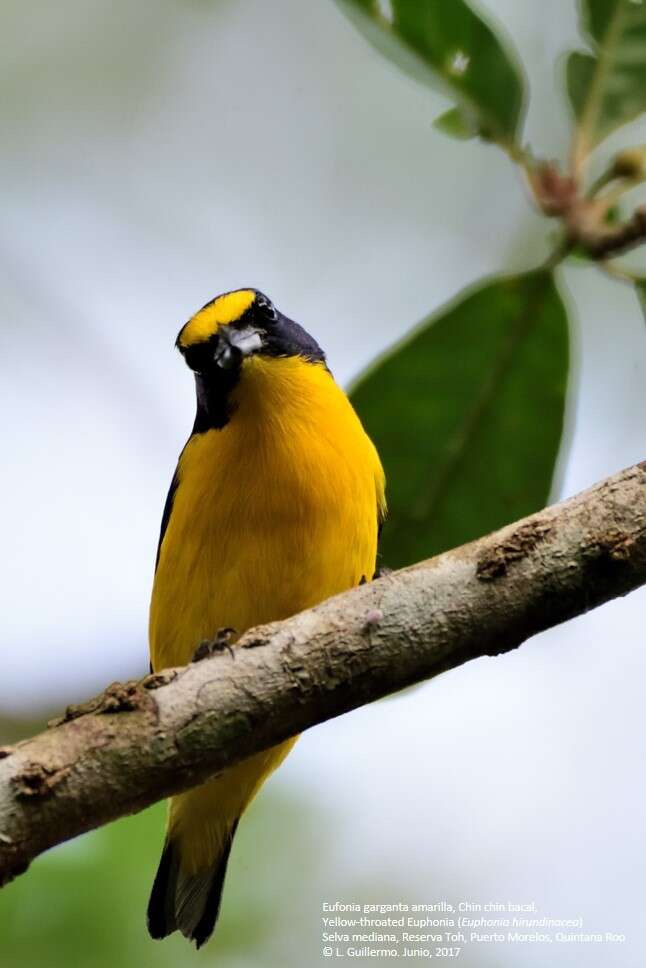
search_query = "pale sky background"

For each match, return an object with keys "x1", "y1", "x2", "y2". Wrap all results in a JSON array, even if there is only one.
[{"x1": 1, "y1": 1, "x2": 645, "y2": 966}]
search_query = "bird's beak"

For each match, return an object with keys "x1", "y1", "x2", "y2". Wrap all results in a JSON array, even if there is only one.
[{"x1": 213, "y1": 325, "x2": 263, "y2": 370}]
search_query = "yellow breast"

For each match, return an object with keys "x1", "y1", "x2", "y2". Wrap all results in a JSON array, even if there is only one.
[{"x1": 149, "y1": 356, "x2": 385, "y2": 672}]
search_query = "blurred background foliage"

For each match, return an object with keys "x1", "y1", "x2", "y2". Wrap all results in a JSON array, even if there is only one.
[
  {"x1": 1, "y1": 794, "x2": 328, "y2": 968},
  {"x1": 345, "y1": 0, "x2": 645, "y2": 569},
  {"x1": 1, "y1": 0, "x2": 645, "y2": 966}
]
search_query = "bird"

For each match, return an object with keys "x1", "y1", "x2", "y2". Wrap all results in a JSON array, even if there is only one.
[{"x1": 146, "y1": 288, "x2": 386, "y2": 948}]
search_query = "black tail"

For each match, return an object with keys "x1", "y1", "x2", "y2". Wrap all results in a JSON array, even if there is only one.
[{"x1": 147, "y1": 821, "x2": 238, "y2": 949}]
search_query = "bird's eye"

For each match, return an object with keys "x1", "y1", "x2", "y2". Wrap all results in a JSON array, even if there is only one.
[{"x1": 255, "y1": 295, "x2": 278, "y2": 324}]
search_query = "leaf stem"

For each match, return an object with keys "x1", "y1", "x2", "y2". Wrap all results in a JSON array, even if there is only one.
[
  {"x1": 570, "y1": 5, "x2": 626, "y2": 177},
  {"x1": 598, "y1": 261, "x2": 645, "y2": 285},
  {"x1": 544, "y1": 237, "x2": 574, "y2": 269}
]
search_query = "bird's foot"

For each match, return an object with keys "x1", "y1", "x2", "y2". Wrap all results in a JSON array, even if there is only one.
[
  {"x1": 192, "y1": 627, "x2": 237, "y2": 663},
  {"x1": 374, "y1": 565, "x2": 393, "y2": 579},
  {"x1": 359, "y1": 565, "x2": 392, "y2": 585}
]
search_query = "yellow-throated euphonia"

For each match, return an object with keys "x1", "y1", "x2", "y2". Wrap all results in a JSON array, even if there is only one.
[{"x1": 147, "y1": 289, "x2": 385, "y2": 947}]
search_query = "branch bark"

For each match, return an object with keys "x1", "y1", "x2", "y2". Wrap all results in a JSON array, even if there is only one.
[
  {"x1": 583, "y1": 205, "x2": 646, "y2": 260},
  {"x1": 1, "y1": 462, "x2": 645, "y2": 886}
]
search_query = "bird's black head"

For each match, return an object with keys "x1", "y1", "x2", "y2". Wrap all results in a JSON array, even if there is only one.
[
  {"x1": 176, "y1": 289, "x2": 326, "y2": 431},
  {"x1": 176, "y1": 288, "x2": 324, "y2": 375}
]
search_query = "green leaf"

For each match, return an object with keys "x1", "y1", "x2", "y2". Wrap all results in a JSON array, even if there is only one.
[
  {"x1": 567, "y1": 0, "x2": 646, "y2": 158},
  {"x1": 351, "y1": 272, "x2": 569, "y2": 569},
  {"x1": 335, "y1": 0, "x2": 526, "y2": 145},
  {"x1": 433, "y1": 105, "x2": 479, "y2": 140},
  {"x1": 636, "y1": 280, "x2": 646, "y2": 323}
]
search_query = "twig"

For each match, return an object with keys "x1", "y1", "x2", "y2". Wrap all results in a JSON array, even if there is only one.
[{"x1": 579, "y1": 206, "x2": 646, "y2": 260}]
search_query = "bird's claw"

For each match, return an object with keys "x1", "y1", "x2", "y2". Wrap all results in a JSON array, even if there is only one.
[
  {"x1": 374, "y1": 565, "x2": 393, "y2": 579},
  {"x1": 192, "y1": 627, "x2": 237, "y2": 662}
]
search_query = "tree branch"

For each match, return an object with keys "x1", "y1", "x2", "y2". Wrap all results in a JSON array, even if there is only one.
[
  {"x1": 1, "y1": 462, "x2": 645, "y2": 886},
  {"x1": 583, "y1": 205, "x2": 646, "y2": 260},
  {"x1": 527, "y1": 161, "x2": 646, "y2": 263}
]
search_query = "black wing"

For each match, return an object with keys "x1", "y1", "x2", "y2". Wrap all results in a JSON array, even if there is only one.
[{"x1": 154, "y1": 468, "x2": 179, "y2": 572}]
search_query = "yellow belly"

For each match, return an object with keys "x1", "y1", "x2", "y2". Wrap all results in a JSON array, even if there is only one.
[
  {"x1": 149, "y1": 356, "x2": 384, "y2": 875},
  {"x1": 150, "y1": 357, "x2": 383, "y2": 669}
]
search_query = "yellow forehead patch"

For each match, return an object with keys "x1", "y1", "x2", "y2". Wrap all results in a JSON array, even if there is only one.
[{"x1": 178, "y1": 289, "x2": 256, "y2": 348}]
